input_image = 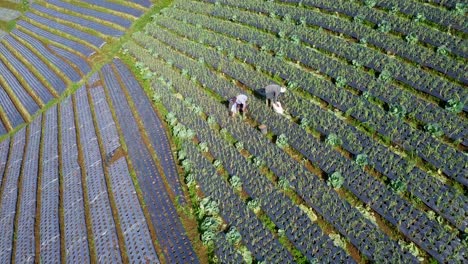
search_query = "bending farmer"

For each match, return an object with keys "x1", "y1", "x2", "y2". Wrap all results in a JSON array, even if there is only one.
[
  {"x1": 229, "y1": 94, "x2": 248, "y2": 117},
  {"x1": 265, "y1": 84, "x2": 286, "y2": 107}
]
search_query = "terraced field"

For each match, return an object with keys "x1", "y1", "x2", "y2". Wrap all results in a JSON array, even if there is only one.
[
  {"x1": 0, "y1": 0, "x2": 149, "y2": 133},
  {"x1": 0, "y1": 0, "x2": 466, "y2": 263},
  {"x1": 0, "y1": 60, "x2": 198, "y2": 263}
]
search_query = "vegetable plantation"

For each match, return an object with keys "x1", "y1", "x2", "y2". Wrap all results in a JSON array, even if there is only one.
[
  {"x1": 123, "y1": 0, "x2": 467, "y2": 262},
  {"x1": 0, "y1": 0, "x2": 466, "y2": 263}
]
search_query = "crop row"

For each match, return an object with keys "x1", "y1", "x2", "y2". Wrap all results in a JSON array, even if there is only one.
[
  {"x1": 281, "y1": 0, "x2": 467, "y2": 48},
  {"x1": 31, "y1": 4, "x2": 124, "y2": 37},
  {"x1": 0, "y1": 129, "x2": 26, "y2": 263},
  {"x1": 370, "y1": 0, "x2": 467, "y2": 34},
  {"x1": 148, "y1": 11, "x2": 467, "y2": 185},
  {"x1": 126, "y1": 26, "x2": 466, "y2": 261},
  {"x1": 112, "y1": 59, "x2": 186, "y2": 204},
  {"x1": 81, "y1": 0, "x2": 144, "y2": 17},
  {"x1": 45, "y1": 0, "x2": 132, "y2": 29},
  {"x1": 24, "y1": 12, "x2": 105, "y2": 48},
  {"x1": 136, "y1": 20, "x2": 467, "y2": 232}
]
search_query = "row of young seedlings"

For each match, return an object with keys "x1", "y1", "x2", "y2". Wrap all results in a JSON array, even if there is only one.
[
  {"x1": 124, "y1": 40, "x2": 422, "y2": 262},
  {"x1": 126, "y1": 24, "x2": 466, "y2": 260},
  {"x1": 138, "y1": 15, "x2": 464, "y2": 232}
]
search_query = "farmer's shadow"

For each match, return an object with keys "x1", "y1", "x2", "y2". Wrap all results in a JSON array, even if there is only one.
[{"x1": 253, "y1": 88, "x2": 266, "y2": 101}]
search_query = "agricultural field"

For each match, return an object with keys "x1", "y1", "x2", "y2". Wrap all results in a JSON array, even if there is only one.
[{"x1": 0, "y1": 0, "x2": 466, "y2": 263}]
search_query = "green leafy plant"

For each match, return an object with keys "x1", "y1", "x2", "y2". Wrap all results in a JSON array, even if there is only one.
[
  {"x1": 424, "y1": 123, "x2": 444, "y2": 137},
  {"x1": 277, "y1": 31, "x2": 286, "y2": 39},
  {"x1": 378, "y1": 70, "x2": 392, "y2": 83},
  {"x1": 201, "y1": 217, "x2": 221, "y2": 232},
  {"x1": 207, "y1": 116, "x2": 217, "y2": 125},
  {"x1": 152, "y1": 93, "x2": 161, "y2": 103},
  {"x1": 276, "y1": 134, "x2": 289, "y2": 148},
  {"x1": 352, "y1": 59, "x2": 363, "y2": 68},
  {"x1": 390, "y1": 5, "x2": 400, "y2": 13},
  {"x1": 436, "y1": 45, "x2": 451, "y2": 56},
  {"x1": 454, "y1": 3, "x2": 466, "y2": 16},
  {"x1": 213, "y1": 159, "x2": 222, "y2": 168},
  {"x1": 335, "y1": 76, "x2": 347, "y2": 88},
  {"x1": 186, "y1": 173, "x2": 196, "y2": 186},
  {"x1": 166, "y1": 112, "x2": 177, "y2": 126},
  {"x1": 354, "y1": 14, "x2": 365, "y2": 23},
  {"x1": 172, "y1": 123, "x2": 194, "y2": 139},
  {"x1": 445, "y1": 99, "x2": 464, "y2": 113},
  {"x1": 181, "y1": 159, "x2": 192, "y2": 173},
  {"x1": 199, "y1": 197, "x2": 220, "y2": 218},
  {"x1": 247, "y1": 199, "x2": 261, "y2": 214},
  {"x1": 327, "y1": 172, "x2": 344, "y2": 189},
  {"x1": 325, "y1": 134, "x2": 342, "y2": 147},
  {"x1": 201, "y1": 230, "x2": 217, "y2": 246},
  {"x1": 177, "y1": 149, "x2": 186, "y2": 161},
  {"x1": 235, "y1": 141, "x2": 244, "y2": 151},
  {"x1": 399, "y1": 241, "x2": 424, "y2": 261},
  {"x1": 378, "y1": 20, "x2": 392, "y2": 33},
  {"x1": 297, "y1": 17, "x2": 307, "y2": 26},
  {"x1": 287, "y1": 81, "x2": 298, "y2": 90},
  {"x1": 241, "y1": 249, "x2": 253, "y2": 264},
  {"x1": 278, "y1": 177, "x2": 291, "y2": 189},
  {"x1": 226, "y1": 227, "x2": 242, "y2": 245},
  {"x1": 414, "y1": 13, "x2": 426, "y2": 23},
  {"x1": 405, "y1": 33, "x2": 419, "y2": 44},
  {"x1": 282, "y1": 13, "x2": 292, "y2": 22},
  {"x1": 390, "y1": 178, "x2": 407, "y2": 194},
  {"x1": 364, "y1": 0, "x2": 377, "y2": 8},
  {"x1": 253, "y1": 157, "x2": 264, "y2": 167},
  {"x1": 230, "y1": 176, "x2": 243, "y2": 190},
  {"x1": 355, "y1": 154, "x2": 369, "y2": 167},
  {"x1": 300, "y1": 117, "x2": 309, "y2": 129},
  {"x1": 198, "y1": 142, "x2": 209, "y2": 152},
  {"x1": 290, "y1": 35, "x2": 300, "y2": 44},
  {"x1": 389, "y1": 105, "x2": 407, "y2": 119}
]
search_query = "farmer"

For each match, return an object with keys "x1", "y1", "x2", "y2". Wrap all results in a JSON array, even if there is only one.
[
  {"x1": 264, "y1": 84, "x2": 286, "y2": 107},
  {"x1": 228, "y1": 94, "x2": 248, "y2": 117}
]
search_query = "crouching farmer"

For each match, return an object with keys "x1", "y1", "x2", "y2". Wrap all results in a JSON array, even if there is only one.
[{"x1": 228, "y1": 94, "x2": 248, "y2": 117}]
